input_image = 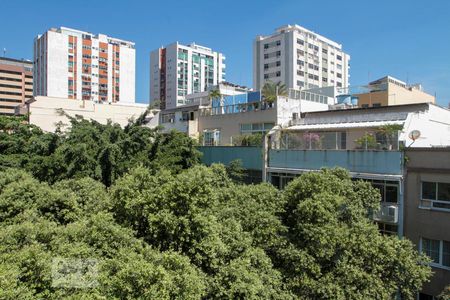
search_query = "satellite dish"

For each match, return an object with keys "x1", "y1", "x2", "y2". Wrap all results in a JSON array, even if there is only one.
[{"x1": 408, "y1": 130, "x2": 421, "y2": 141}]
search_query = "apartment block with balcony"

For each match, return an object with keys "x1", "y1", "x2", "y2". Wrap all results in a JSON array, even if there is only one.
[
  {"x1": 0, "y1": 57, "x2": 33, "y2": 115},
  {"x1": 253, "y1": 24, "x2": 350, "y2": 91},
  {"x1": 34, "y1": 27, "x2": 135, "y2": 103},
  {"x1": 342, "y1": 76, "x2": 435, "y2": 108},
  {"x1": 198, "y1": 88, "x2": 332, "y2": 146},
  {"x1": 150, "y1": 42, "x2": 226, "y2": 110},
  {"x1": 158, "y1": 82, "x2": 251, "y2": 139},
  {"x1": 404, "y1": 148, "x2": 450, "y2": 299},
  {"x1": 264, "y1": 103, "x2": 450, "y2": 235}
]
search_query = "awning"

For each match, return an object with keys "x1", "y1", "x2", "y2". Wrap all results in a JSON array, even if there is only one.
[{"x1": 286, "y1": 120, "x2": 405, "y2": 130}]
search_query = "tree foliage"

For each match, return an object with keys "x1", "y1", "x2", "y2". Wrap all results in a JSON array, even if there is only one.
[
  {"x1": 0, "y1": 115, "x2": 200, "y2": 186},
  {"x1": 0, "y1": 115, "x2": 432, "y2": 299},
  {"x1": 262, "y1": 81, "x2": 288, "y2": 103}
]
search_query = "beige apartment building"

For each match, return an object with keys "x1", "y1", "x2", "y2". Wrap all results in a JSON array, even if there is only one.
[
  {"x1": 0, "y1": 57, "x2": 33, "y2": 115},
  {"x1": 404, "y1": 148, "x2": 450, "y2": 299},
  {"x1": 28, "y1": 96, "x2": 156, "y2": 132},
  {"x1": 353, "y1": 76, "x2": 435, "y2": 108}
]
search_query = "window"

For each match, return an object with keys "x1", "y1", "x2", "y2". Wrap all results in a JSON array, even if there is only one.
[
  {"x1": 322, "y1": 48, "x2": 328, "y2": 54},
  {"x1": 161, "y1": 113, "x2": 175, "y2": 123},
  {"x1": 297, "y1": 70, "x2": 304, "y2": 76},
  {"x1": 297, "y1": 39, "x2": 304, "y2": 45},
  {"x1": 421, "y1": 238, "x2": 450, "y2": 268},
  {"x1": 421, "y1": 181, "x2": 450, "y2": 210},
  {"x1": 337, "y1": 73, "x2": 342, "y2": 78},
  {"x1": 372, "y1": 181, "x2": 398, "y2": 203},
  {"x1": 337, "y1": 55, "x2": 342, "y2": 61},
  {"x1": 240, "y1": 122, "x2": 274, "y2": 134},
  {"x1": 372, "y1": 103, "x2": 381, "y2": 107},
  {"x1": 203, "y1": 130, "x2": 220, "y2": 146},
  {"x1": 264, "y1": 54, "x2": 269, "y2": 59},
  {"x1": 297, "y1": 60, "x2": 304, "y2": 66}
]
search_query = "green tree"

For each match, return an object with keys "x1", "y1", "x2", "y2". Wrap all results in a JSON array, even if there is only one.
[
  {"x1": 278, "y1": 169, "x2": 432, "y2": 299},
  {"x1": 262, "y1": 81, "x2": 288, "y2": 103},
  {"x1": 439, "y1": 285, "x2": 450, "y2": 300},
  {"x1": 225, "y1": 159, "x2": 245, "y2": 183}
]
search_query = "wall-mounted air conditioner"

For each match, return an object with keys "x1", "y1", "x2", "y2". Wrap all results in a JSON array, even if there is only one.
[{"x1": 373, "y1": 204, "x2": 398, "y2": 224}]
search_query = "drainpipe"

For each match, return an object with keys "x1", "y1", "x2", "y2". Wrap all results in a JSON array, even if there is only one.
[
  {"x1": 263, "y1": 125, "x2": 281, "y2": 182},
  {"x1": 398, "y1": 177, "x2": 404, "y2": 238}
]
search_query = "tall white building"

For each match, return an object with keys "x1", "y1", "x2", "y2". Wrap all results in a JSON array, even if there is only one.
[
  {"x1": 253, "y1": 24, "x2": 350, "y2": 91},
  {"x1": 34, "y1": 27, "x2": 135, "y2": 103},
  {"x1": 150, "y1": 42, "x2": 226, "y2": 109}
]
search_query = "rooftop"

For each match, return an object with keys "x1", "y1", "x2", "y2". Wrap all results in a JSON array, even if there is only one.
[
  {"x1": 264, "y1": 24, "x2": 343, "y2": 49},
  {"x1": 47, "y1": 27, "x2": 135, "y2": 47},
  {"x1": 0, "y1": 56, "x2": 33, "y2": 66}
]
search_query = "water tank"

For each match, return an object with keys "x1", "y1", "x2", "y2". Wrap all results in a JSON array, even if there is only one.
[{"x1": 336, "y1": 94, "x2": 352, "y2": 104}]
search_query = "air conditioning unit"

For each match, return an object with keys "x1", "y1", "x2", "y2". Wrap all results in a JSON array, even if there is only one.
[{"x1": 373, "y1": 204, "x2": 398, "y2": 224}]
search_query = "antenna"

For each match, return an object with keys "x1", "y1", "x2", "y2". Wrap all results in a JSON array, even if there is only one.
[{"x1": 407, "y1": 130, "x2": 421, "y2": 147}]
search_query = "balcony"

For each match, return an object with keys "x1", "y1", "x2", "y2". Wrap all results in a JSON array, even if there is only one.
[
  {"x1": 198, "y1": 146, "x2": 263, "y2": 170},
  {"x1": 268, "y1": 149, "x2": 403, "y2": 175}
]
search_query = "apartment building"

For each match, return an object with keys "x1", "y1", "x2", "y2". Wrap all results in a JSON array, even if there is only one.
[
  {"x1": 0, "y1": 57, "x2": 33, "y2": 115},
  {"x1": 350, "y1": 76, "x2": 435, "y2": 108},
  {"x1": 404, "y1": 148, "x2": 450, "y2": 299},
  {"x1": 158, "y1": 85, "x2": 332, "y2": 146},
  {"x1": 150, "y1": 42, "x2": 226, "y2": 110},
  {"x1": 34, "y1": 27, "x2": 135, "y2": 103},
  {"x1": 253, "y1": 24, "x2": 350, "y2": 91},
  {"x1": 28, "y1": 96, "x2": 154, "y2": 132}
]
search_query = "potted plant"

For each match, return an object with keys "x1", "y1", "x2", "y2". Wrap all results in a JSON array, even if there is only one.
[{"x1": 355, "y1": 132, "x2": 377, "y2": 150}]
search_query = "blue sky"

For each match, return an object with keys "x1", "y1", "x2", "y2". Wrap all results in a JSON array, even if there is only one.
[{"x1": 1, "y1": 0, "x2": 449, "y2": 106}]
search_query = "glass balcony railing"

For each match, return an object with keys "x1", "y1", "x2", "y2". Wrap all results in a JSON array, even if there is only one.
[{"x1": 268, "y1": 149, "x2": 403, "y2": 175}]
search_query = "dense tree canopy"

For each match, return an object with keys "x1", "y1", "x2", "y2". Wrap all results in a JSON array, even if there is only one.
[
  {"x1": 0, "y1": 114, "x2": 200, "y2": 186},
  {"x1": 0, "y1": 115, "x2": 432, "y2": 299}
]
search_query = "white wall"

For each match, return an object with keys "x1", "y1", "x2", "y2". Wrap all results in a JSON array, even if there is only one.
[
  {"x1": 119, "y1": 46, "x2": 136, "y2": 103},
  {"x1": 401, "y1": 105, "x2": 450, "y2": 147},
  {"x1": 276, "y1": 96, "x2": 329, "y2": 126},
  {"x1": 149, "y1": 49, "x2": 161, "y2": 103},
  {"x1": 29, "y1": 96, "x2": 149, "y2": 132},
  {"x1": 47, "y1": 31, "x2": 68, "y2": 98}
]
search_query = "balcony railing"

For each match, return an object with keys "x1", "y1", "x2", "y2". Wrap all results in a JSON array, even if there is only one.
[
  {"x1": 268, "y1": 149, "x2": 403, "y2": 175},
  {"x1": 198, "y1": 146, "x2": 263, "y2": 170}
]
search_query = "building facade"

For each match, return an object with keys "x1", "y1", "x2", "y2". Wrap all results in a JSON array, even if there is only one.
[
  {"x1": 0, "y1": 57, "x2": 33, "y2": 115},
  {"x1": 404, "y1": 148, "x2": 450, "y2": 299},
  {"x1": 150, "y1": 42, "x2": 226, "y2": 110},
  {"x1": 262, "y1": 103, "x2": 450, "y2": 236},
  {"x1": 253, "y1": 24, "x2": 350, "y2": 91},
  {"x1": 34, "y1": 27, "x2": 135, "y2": 103},
  {"x1": 350, "y1": 76, "x2": 435, "y2": 108},
  {"x1": 28, "y1": 96, "x2": 153, "y2": 132}
]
